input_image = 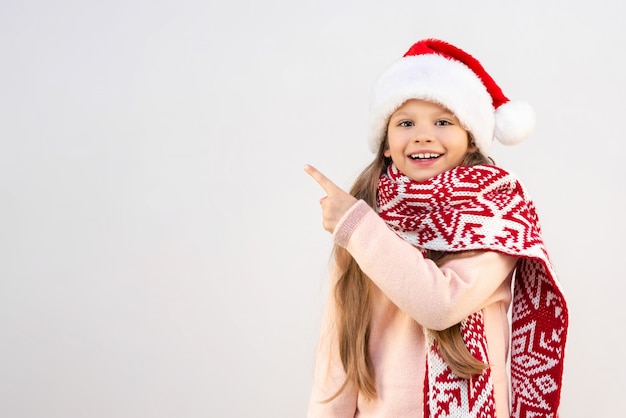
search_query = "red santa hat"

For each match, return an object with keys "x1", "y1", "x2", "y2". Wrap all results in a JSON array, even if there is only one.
[{"x1": 368, "y1": 39, "x2": 535, "y2": 155}]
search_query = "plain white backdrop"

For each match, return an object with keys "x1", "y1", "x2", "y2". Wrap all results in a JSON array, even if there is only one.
[{"x1": 1, "y1": 0, "x2": 625, "y2": 416}]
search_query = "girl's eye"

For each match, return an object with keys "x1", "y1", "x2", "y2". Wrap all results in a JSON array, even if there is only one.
[
  {"x1": 435, "y1": 120, "x2": 452, "y2": 126},
  {"x1": 398, "y1": 120, "x2": 414, "y2": 127}
]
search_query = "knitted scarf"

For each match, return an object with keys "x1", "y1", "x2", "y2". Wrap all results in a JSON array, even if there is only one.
[{"x1": 377, "y1": 163, "x2": 568, "y2": 418}]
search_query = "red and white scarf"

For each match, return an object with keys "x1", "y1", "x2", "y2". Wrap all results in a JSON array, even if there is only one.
[{"x1": 377, "y1": 163, "x2": 568, "y2": 417}]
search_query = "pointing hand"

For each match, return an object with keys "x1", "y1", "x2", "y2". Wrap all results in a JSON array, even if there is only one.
[{"x1": 304, "y1": 164, "x2": 358, "y2": 233}]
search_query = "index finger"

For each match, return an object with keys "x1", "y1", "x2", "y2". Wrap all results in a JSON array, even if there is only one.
[{"x1": 303, "y1": 164, "x2": 340, "y2": 194}]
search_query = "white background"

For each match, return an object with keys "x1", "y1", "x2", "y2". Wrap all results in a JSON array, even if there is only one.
[{"x1": 1, "y1": 1, "x2": 625, "y2": 416}]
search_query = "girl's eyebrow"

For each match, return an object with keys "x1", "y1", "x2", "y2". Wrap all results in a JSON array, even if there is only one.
[
  {"x1": 436, "y1": 111, "x2": 458, "y2": 121},
  {"x1": 391, "y1": 111, "x2": 455, "y2": 120},
  {"x1": 390, "y1": 111, "x2": 412, "y2": 119},
  {"x1": 435, "y1": 110, "x2": 455, "y2": 117}
]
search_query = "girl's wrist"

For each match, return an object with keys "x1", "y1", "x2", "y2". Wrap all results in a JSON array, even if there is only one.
[{"x1": 333, "y1": 200, "x2": 371, "y2": 247}]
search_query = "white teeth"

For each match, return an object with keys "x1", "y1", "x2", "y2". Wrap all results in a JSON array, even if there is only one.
[{"x1": 410, "y1": 153, "x2": 440, "y2": 159}]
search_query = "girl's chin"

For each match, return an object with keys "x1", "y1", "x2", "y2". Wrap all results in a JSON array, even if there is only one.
[{"x1": 400, "y1": 165, "x2": 446, "y2": 183}]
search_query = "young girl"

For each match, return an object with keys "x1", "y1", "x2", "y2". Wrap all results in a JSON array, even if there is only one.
[{"x1": 305, "y1": 39, "x2": 568, "y2": 417}]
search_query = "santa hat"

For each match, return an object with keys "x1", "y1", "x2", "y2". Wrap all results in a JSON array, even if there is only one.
[{"x1": 368, "y1": 39, "x2": 535, "y2": 155}]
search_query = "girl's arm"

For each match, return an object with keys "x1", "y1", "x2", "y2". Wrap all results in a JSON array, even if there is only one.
[
  {"x1": 334, "y1": 200, "x2": 517, "y2": 330},
  {"x1": 307, "y1": 265, "x2": 358, "y2": 417}
]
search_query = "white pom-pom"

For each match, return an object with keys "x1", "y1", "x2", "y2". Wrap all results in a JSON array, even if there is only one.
[{"x1": 494, "y1": 101, "x2": 535, "y2": 145}]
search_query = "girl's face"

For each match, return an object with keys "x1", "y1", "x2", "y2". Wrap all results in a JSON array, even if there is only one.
[{"x1": 384, "y1": 99, "x2": 476, "y2": 182}]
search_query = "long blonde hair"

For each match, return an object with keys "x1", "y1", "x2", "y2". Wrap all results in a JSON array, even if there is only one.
[{"x1": 325, "y1": 136, "x2": 492, "y2": 402}]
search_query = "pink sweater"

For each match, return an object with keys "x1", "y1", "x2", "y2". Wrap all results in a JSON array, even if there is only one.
[{"x1": 308, "y1": 200, "x2": 517, "y2": 418}]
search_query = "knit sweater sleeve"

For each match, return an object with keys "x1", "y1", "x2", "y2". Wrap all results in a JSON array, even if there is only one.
[{"x1": 333, "y1": 200, "x2": 517, "y2": 330}]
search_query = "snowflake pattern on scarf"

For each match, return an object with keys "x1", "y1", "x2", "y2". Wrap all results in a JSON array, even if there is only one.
[{"x1": 377, "y1": 164, "x2": 568, "y2": 417}]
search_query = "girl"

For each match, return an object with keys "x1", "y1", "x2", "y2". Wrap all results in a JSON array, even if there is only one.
[{"x1": 305, "y1": 39, "x2": 568, "y2": 417}]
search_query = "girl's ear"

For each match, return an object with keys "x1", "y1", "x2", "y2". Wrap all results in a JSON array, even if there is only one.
[
  {"x1": 467, "y1": 134, "x2": 478, "y2": 153},
  {"x1": 383, "y1": 149, "x2": 391, "y2": 158}
]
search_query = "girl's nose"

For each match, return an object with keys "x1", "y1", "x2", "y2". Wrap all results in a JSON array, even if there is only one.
[{"x1": 413, "y1": 125, "x2": 434, "y2": 142}]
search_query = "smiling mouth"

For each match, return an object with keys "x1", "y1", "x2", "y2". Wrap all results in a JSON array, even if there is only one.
[{"x1": 409, "y1": 153, "x2": 441, "y2": 160}]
